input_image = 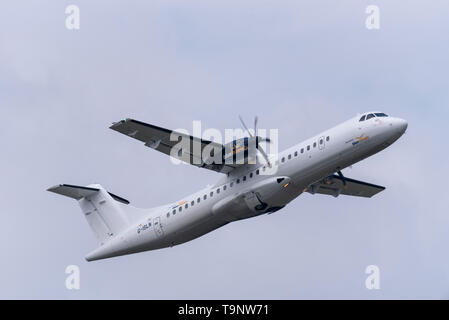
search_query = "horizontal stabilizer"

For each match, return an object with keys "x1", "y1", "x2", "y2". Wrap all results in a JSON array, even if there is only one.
[
  {"x1": 47, "y1": 184, "x2": 99, "y2": 200},
  {"x1": 47, "y1": 184, "x2": 130, "y2": 204}
]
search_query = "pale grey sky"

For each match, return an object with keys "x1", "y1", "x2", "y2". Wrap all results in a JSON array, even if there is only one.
[{"x1": 1, "y1": 0, "x2": 448, "y2": 299}]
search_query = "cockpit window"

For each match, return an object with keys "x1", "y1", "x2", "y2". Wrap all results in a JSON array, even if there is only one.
[
  {"x1": 374, "y1": 112, "x2": 388, "y2": 117},
  {"x1": 359, "y1": 115, "x2": 366, "y2": 122},
  {"x1": 366, "y1": 113, "x2": 375, "y2": 120}
]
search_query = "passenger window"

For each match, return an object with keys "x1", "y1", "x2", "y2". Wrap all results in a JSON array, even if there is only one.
[
  {"x1": 249, "y1": 172, "x2": 253, "y2": 178},
  {"x1": 307, "y1": 145, "x2": 310, "y2": 151},
  {"x1": 230, "y1": 182, "x2": 234, "y2": 187},
  {"x1": 359, "y1": 115, "x2": 366, "y2": 121},
  {"x1": 301, "y1": 148, "x2": 304, "y2": 153},
  {"x1": 179, "y1": 206, "x2": 182, "y2": 212},
  {"x1": 326, "y1": 136, "x2": 330, "y2": 142},
  {"x1": 313, "y1": 142, "x2": 316, "y2": 148},
  {"x1": 223, "y1": 185, "x2": 227, "y2": 190},
  {"x1": 185, "y1": 203, "x2": 188, "y2": 209},
  {"x1": 243, "y1": 176, "x2": 246, "y2": 181},
  {"x1": 320, "y1": 139, "x2": 323, "y2": 145},
  {"x1": 237, "y1": 179, "x2": 240, "y2": 184},
  {"x1": 203, "y1": 194, "x2": 207, "y2": 200},
  {"x1": 191, "y1": 201, "x2": 194, "y2": 206},
  {"x1": 210, "y1": 191, "x2": 213, "y2": 197},
  {"x1": 217, "y1": 188, "x2": 220, "y2": 194},
  {"x1": 167, "y1": 212, "x2": 170, "y2": 218},
  {"x1": 256, "y1": 169, "x2": 260, "y2": 175},
  {"x1": 172, "y1": 209, "x2": 176, "y2": 215},
  {"x1": 288, "y1": 154, "x2": 291, "y2": 159},
  {"x1": 197, "y1": 198, "x2": 200, "y2": 203},
  {"x1": 366, "y1": 113, "x2": 375, "y2": 120},
  {"x1": 281, "y1": 157, "x2": 285, "y2": 163},
  {"x1": 294, "y1": 151, "x2": 298, "y2": 157}
]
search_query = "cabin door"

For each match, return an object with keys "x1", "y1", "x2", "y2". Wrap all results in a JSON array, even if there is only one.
[{"x1": 153, "y1": 216, "x2": 164, "y2": 237}]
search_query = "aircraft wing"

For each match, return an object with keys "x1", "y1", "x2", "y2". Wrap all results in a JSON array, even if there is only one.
[
  {"x1": 110, "y1": 118, "x2": 238, "y2": 174},
  {"x1": 306, "y1": 174, "x2": 385, "y2": 198}
]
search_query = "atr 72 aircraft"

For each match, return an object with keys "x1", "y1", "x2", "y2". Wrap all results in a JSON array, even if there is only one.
[{"x1": 48, "y1": 112, "x2": 407, "y2": 261}]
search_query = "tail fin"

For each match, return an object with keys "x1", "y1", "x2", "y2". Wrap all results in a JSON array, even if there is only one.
[{"x1": 47, "y1": 184, "x2": 137, "y2": 245}]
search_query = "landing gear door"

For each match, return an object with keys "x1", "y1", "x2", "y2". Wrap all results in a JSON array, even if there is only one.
[
  {"x1": 243, "y1": 191, "x2": 267, "y2": 212},
  {"x1": 153, "y1": 216, "x2": 164, "y2": 237}
]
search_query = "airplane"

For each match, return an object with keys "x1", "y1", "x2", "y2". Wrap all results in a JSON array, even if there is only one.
[{"x1": 48, "y1": 111, "x2": 407, "y2": 261}]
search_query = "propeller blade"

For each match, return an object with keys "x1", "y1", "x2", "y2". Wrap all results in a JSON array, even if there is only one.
[
  {"x1": 258, "y1": 137, "x2": 271, "y2": 143},
  {"x1": 239, "y1": 115, "x2": 271, "y2": 166},
  {"x1": 254, "y1": 116, "x2": 258, "y2": 137},
  {"x1": 257, "y1": 145, "x2": 271, "y2": 167},
  {"x1": 239, "y1": 115, "x2": 253, "y2": 137}
]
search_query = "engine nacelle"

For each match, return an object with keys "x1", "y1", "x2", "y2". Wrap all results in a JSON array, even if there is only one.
[
  {"x1": 244, "y1": 176, "x2": 292, "y2": 209},
  {"x1": 222, "y1": 137, "x2": 258, "y2": 165},
  {"x1": 212, "y1": 176, "x2": 292, "y2": 221}
]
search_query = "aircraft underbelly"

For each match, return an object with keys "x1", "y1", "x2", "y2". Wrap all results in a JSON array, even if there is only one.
[{"x1": 168, "y1": 216, "x2": 228, "y2": 246}]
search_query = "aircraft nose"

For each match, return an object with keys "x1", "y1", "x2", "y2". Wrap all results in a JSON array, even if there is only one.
[
  {"x1": 390, "y1": 117, "x2": 408, "y2": 135},
  {"x1": 397, "y1": 118, "x2": 408, "y2": 133}
]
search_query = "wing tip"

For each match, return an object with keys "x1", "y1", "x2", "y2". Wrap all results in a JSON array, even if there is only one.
[
  {"x1": 109, "y1": 118, "x2": 130, "y2": 129},
  {"x1": 47, "y1": 184, "x2": 63, "y2": 192}
]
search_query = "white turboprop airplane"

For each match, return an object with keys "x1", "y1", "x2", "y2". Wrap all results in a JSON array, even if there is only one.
[{"x1": 48, "y1": 112, "x2": 407, "y2": 261}]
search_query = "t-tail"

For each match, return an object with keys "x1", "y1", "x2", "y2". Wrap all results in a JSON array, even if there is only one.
[{"x1": 47, "y1": 184, "x2": 147, "y2": 261}]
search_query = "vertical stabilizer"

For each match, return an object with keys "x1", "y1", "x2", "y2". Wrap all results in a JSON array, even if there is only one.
[{"x1": 47, "y1": 184, "x2": 131, "y2": 245}]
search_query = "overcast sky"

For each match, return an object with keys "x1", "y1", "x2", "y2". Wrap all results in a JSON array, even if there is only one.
[{"x1": 1, "y1": 0, "x2": 448, "y2": 299}]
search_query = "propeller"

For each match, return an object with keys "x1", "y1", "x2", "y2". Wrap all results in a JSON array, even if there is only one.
[
  {"x1": 239, "y1": 115, "x2": 271, "y2": 166},
  {"x1": 238, "y1": 115, "x2": 251, "y2": 136}
]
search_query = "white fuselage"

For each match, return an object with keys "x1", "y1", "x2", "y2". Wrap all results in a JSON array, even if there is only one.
[{"x1": 85, "y1": 113, "x2": 407, "y2": 261}]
